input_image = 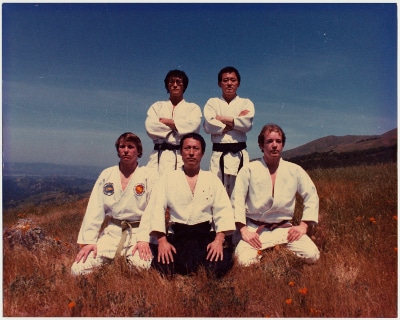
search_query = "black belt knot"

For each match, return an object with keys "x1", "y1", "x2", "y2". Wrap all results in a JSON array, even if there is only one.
[
  {"x1": 154, "y1": 142, "x2": 180, "y2": 151},
  {"x1": 248, "y1": 218, "x2": 291, "y2": 231},
  {"x1": 212, "y1": 142, "x2": 247, "y2": 184},
  {"x1": 212, "y1": 142, "x2": 247, "y2": 153}
]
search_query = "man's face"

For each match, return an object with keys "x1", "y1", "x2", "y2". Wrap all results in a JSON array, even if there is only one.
[
  {"x1": 181, "y1": 137, "x2": 203, "y2": 168},
  {"x1": 118, "y1": 140, "x2": 139, "y2": 165},
  {"x1": 218, "y1": 72, "x2": 240, "y2": 99},
  {"x1": 260, "y1": 131, "x2": 284, "y2": 162},
  {"x1": 167, "y1": 77, "x2": 184, "y2": 98}
]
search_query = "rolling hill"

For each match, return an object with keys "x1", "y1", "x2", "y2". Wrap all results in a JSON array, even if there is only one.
[
  {"x1": 281, "y1": 128, "x2": 397, "y2": 169},
  {"x1": 282, "y1": 128, "x2": 397, "y2": 158}
]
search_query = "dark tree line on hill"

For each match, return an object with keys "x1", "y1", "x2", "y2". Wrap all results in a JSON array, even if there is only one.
[{"x1": 286, "y1": 145, "x2": 397, "y2": 170}]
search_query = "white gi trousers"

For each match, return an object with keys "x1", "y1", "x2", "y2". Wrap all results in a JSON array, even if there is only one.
[
  {"x1": 235, "y1": 223, "x2": 320, "y2": 266},
  {"x1": 71, "y1": 223, "x2": 153, "y2": 276}
]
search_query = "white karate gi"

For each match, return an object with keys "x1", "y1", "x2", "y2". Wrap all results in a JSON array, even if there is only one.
[
  {"x1": 232, "y1": 157, "x2": 320, "y2": 266},
  {"x1": 145, "y1": 99, "x2": 202, "y2": 175},
  {"x1": 137, "y1": 168, "x2": 235, "y2": 241},
  {"x1": 203, "y1": 96, "x2": 255, "y2": 196},
  {"x1": 71, "y1": 165, "x2": 158, "y2": 275}
]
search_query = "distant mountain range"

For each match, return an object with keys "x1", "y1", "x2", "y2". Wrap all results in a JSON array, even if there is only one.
[
  {"x1": 2, "y1": 129, "x2": 397, "y2": 209},
  {"x1": 281, "y1": 128, "x2": 397, "y2": 169},
  {"x1": 3, "y1": 128, "x2": 397, "y2": 178},
  {"x1": 3, "y1": 162, "x2": 103, "y2": 180}
]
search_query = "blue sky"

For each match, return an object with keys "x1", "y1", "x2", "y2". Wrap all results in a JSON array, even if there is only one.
[{"x1": 2, "y1": 3, "x2": 397, "y2": 169}]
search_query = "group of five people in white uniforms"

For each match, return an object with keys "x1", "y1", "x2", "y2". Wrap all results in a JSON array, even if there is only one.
[{"x1": 71, "y1": 67, "x2": 320, "y2": 278}]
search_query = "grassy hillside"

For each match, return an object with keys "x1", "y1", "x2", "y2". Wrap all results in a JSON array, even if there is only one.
[
  {"x1": 282, "y1": 128, "x2": 397, "y2": 160},
  {"x1": 2, "y1": 163, "x2": 397, "y2": 317}
]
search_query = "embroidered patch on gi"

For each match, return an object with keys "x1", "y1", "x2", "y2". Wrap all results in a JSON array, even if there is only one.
[
  {"x1": 103, "y1": 182, "x2": 114, "y2": 196},
  {"x1": 134, "y1": 183, "x2": 145, "y2": 196}
]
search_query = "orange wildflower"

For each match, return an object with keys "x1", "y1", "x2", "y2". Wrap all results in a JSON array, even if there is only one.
[
  {"x1": 394, "y1": 247, "x2": 398, "y2": 253},
  {"x1": 285, "y1": 298, "x2": 293, "y2": 305},
  {"x1": 310, "y1": 307, "x2": 321, "y2": 315},
  {"x1": 393, "y1": 215, "x2": 398, "y2": 221},
  {"x1": 288, "y1": 281, "x2": 295, "y2": 287},
  {"x1": 369, "y1": 217, "x2": 376, "y2": 222},
  {"x1": 298, "y1": 287, "x2": 308, "y2": 295},
  {"x1": 68, "y1": 301, "x2": 76, "y2": 309},
  {"x1": 257, "y1": 250, "x2": 263, "y2": 255},
  {"x1": 355, "y1": 216, "x2": 362, "y2": 222}
]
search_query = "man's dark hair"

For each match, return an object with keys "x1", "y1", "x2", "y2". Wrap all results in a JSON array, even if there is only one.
[
  {"x1": 115, "y1": 132, "x2": 143, "y2": 158},
  {"x1": 218, "y1": 66, "x2": 241, "y2": 84},
  {"x1": 180, "y1": 132, "x2": 206, "y2": 155},
  {"x1": 164, "y1": 69, "x2": 189, "y2": 93}
]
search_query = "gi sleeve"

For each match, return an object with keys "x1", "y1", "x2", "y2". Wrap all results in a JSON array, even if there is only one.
[
  {"x1": 77, "y1": 173, "x2": 107, "y2": 244},
  {"x1": 211, "y1": 175, "x2": 236, "y2": 233},
  {"x1": 232, "y1": 99, "x2": 255, "y2": 133},
  {"x1": 143, "y1": 175, "x2": 169, "y2": 237},
  {"x1": 203, "y1": 99, "x2": 225, "y2": 134},
  {"x1": 136, "y1": 168, "x2": 160, "y2": 242},
  {"x1": 231, "y1": 165, "x2": 250, "y2": 225},
  {"x1": 297, "y1": 168, "x2": 319, "y2": 223},
  {"x1": 174, "y1": 103, "x2": 202, "y2": 136},
  {"x1": 145, "y1": 102, "x2": 173, "y2": 140}
]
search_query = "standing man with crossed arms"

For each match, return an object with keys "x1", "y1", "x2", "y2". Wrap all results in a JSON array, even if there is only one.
[
  {"x1": 145, "y1": 69, "x2": 202, "y2": 176},
  {"x1": 203, "y1": 66, "x2": 255, "y2": 198}
]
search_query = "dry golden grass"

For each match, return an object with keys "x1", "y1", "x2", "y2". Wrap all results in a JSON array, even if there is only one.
[{"x1": 3, "y1": 163, "x2": 397, "y2": 317}]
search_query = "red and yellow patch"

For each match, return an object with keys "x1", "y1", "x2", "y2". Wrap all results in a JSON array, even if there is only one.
[{"x1": 134, "y1": 183, "x2": 145, "y2": 196}]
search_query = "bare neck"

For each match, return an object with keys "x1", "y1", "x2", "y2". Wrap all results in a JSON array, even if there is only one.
[
  {"x1": 183, "y1": 166, "x2": 200, "y2": 177},
  {"x1": 170, "y1": 96, "x2": 183, "y2": 106},
  {"x1": 119, "y1": 162, "x2": 137, "y2": 178}
]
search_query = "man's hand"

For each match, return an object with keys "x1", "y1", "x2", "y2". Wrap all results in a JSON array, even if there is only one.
[
  {"x1": 287, "y1": 222, "x2": 308, "y2": 243},
  {"x1": 132, "y1": 241, "x2": 153, "y2": 261},
  {"x1": 157, "y1": 236, "x2": 176, "y2": 264},
  {"x1": 75, "y1": 244, "x2": 97, "y2": 263},
  {"x1": 216, "y1": 115, "x2": 234, "y2": 133},
  {"x1": 238, "y1": 109, "x2": 250, "y2": 116},
  {"x1": 159, "y1": 118, "x2": 177, "y2": 131},
  {"x1": 206, "y1": 233, "x2": 225, "y2": 262},
  {"x1": 240, "y1": 226, "x2": 262, "y2": 249}
]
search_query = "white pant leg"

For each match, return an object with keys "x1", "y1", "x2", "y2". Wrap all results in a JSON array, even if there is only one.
[
  {"x1": 109, "y1": 224, "x2": 153, "y2": 270},
  {"x1": 71, "y1": 252, "x2": 111, "y2": 276},
  {"x1": 235, "y1": 226, "x2": 289, "y2": 266},
  {"x1": 224, "y1": 174, "x2": 236, "y2": 198},
  {"x1": 286, "y1": 234, "x2": 320, "y2": 263},
  {"x1": 71, "y1": 224, "x2": 153, "y2": 275},
  {"x1": 235, "y1": 225, "x2": 319, "y2": 266},
  {"x1": 146, "y1": 150, "x2": 183, "y2": 175}
]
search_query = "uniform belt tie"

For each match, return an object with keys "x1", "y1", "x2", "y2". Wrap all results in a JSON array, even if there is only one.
[
  {"x1": 112, "y1": 218, "x2": 140, "y2": 258},
  {"x1": 212, "y1": 142, "x2": 246, "y2": 184},
  {"x1": 247, "y1": 218, "x2": 292, "y2": 234},
  {"x1": 154, "y1": 131, "x2": 179, "y2": 170}
]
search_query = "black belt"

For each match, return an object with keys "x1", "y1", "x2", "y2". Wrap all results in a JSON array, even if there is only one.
[
  {"x1": 154, "y1": 139, "x2": 180, "y2": 170},
  {"x1": 212, "y1": 142, "x2": 247, "y2": 184},
  {"x1": 248, "y1": 218, "x2": 291, "y2": 231},
  {"x1": 154, "y1": 142, "x2": 180, "y2": 151}
]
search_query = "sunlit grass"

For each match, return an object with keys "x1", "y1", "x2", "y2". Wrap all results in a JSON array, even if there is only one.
[{"x1": 3, "y1": 163, "x2": 397, "y2": 317}]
